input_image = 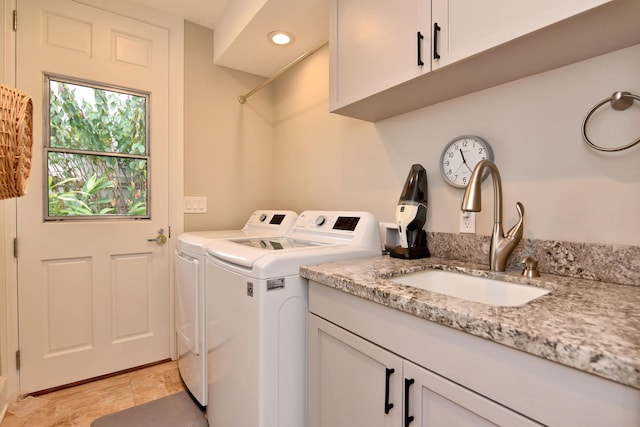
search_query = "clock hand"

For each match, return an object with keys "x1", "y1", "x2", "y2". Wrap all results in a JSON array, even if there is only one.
[
  {"x1": 459, "y1": 149, "x2": 467, "y2": 163},
  {"x1": 460, "y1": 149, "x2": 474, "y2": 173},
  {"x1": 452, "y1": 162, "x2": 466, "y2": 176}
]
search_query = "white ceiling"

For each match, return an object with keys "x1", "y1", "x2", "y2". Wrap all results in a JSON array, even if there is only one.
[
  {"x1": 126, "y1": 0, "x2": 234, "y2": 30},
  {"x1": 124, "y1": 0, "x2": 329, "y2": 77}
]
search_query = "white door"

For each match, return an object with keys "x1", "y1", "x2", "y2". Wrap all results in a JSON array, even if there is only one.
[{"x1": 15, "y1": 0, "x2": 170, "y2": 393}]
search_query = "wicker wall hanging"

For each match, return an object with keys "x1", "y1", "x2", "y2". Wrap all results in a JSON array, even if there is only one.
[{"x1": 0, "y1": 84, "x2": 33, "y2": 200}]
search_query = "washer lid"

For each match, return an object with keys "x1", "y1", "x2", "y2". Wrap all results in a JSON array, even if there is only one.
[
  {"x1": 206, "y1": 211, "x2": 383, "y2": 275},
  {"x1": 176, "y1": 210, "x2": 299, "y2": 255},
  {"x1": 207, "y1": 238, "x2": 379, "y2": 278},
  {"x1": 206, "y1": 236, "x2": 331, "y2": 269},
  {"x1": 232, "y1": 237, "x2": 327, "y2": 251},
  {"x1": 178, "y1": 230, "x2": 245, "y2": 255}
]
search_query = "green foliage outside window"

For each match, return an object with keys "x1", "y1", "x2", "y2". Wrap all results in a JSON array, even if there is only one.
[{"x1": 47, "y1": 79, "x2": 149, "y2": 218}]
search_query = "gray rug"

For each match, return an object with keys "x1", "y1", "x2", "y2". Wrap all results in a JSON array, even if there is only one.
[{"x1": 91, "y1": 391, "x2": 207, "y2": 427}]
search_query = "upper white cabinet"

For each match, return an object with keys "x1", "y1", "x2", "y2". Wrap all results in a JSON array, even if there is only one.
[
  {"x1": 330, "y1": 0, "x2": 640, "y2": 121},
  {"x1": 329, "y1": 0, "x2": 430, "y2": 110},
  {"x1": 432, "y1": 0, "x2": 609, "y2": 70}
]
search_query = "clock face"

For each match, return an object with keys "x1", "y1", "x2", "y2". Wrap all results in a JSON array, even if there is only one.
[{"x1": 440, "y1": 135, "x2": 494, "y2": 188}]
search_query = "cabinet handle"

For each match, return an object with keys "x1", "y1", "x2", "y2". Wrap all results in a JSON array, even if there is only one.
[
  {"x1": 384, "y1": 368, "x2": 395, "y2": 414},
  {"x1": 433, "y1": 23, "x2": 441, "y2": 60},
  {"x1": 404, "y1": 378, "x2": 415, "y2": 426},
  {"x1": 417, "y1": 32, "x2": 424, "y2": 66}
]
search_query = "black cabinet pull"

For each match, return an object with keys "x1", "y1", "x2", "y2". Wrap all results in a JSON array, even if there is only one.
[
  {"x1": 433, "y1": 23, "x2": 441, "y2": 60},
  {"x1": 384, "y1": 368, "x2": 395, "y2": 414},
  {"x1": 404, "y1": 378, "x2": 415, "y2": 426},
  {"x1": 417, "y1": 31, "x2": 424, "y2": 66}
]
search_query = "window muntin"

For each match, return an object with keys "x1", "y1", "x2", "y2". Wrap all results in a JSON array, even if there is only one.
[{"x1": 45, "y1": 76, "x2": 150, "y2": 220}]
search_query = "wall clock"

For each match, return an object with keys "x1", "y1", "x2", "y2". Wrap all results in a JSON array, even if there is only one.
[{"x1": 439, "y1": 135, "x2": 494, "y2": 188}]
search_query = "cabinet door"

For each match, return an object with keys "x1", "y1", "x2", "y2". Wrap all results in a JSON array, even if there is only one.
[
  {"x1": 432, "y1": 0, "x2": 610, "y2": 69},
  {"x1": 330, "y1": 0, "x2": 430, "y2": 110},
  {"x1": 308, "y1": 314, "x2": 403, "y2": 427},
  {"x1": 403, "y1": 361, "x2": 541, "y2": 426}
]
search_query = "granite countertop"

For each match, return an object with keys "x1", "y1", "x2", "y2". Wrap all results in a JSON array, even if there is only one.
[{"x1": 300, "y1": 255, "x2": 640, "y2": 390}]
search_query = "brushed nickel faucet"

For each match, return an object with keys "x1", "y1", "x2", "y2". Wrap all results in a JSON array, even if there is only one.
[{"x1": 461, "y1": 159, "x2": 524, "y2": 272}]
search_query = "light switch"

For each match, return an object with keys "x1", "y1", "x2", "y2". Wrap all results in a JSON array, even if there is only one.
[{"x1": 184, "y1": 196, "x2": 207, "y2": 214}]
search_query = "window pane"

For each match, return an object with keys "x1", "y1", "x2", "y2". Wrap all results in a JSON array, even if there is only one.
[
  {"x1": 47, "y1": 152, "x2": 147, "y2": 218},
  {"x1": 45, "y1": 75, "x2": 150, "y2": 220},
  {"x1": 49, "y1": 79, "x2": 147, "y2": 155}
]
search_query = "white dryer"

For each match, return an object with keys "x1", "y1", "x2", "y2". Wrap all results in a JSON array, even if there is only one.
[
  {"x1": 205, "y1": 211, "x2": 382, "y2": 427},
  {"x1": 175, "y1": 210, "x2": 297, "y2": 406}
]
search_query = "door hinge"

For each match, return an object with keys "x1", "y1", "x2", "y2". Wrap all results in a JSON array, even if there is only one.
[
  {"x1": 12, "y1": 10, "x2": 17, "y2": 32},
  {"x1": 13, "y1": 238, "x2": 18, "y2": 258},
  {"x1": 15, "y1": 350, "x2": 20, "y2": 370}
]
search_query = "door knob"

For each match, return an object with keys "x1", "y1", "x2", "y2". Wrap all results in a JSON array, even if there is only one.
[{"x1": 148, "y1": 228, "x2": 167, "y2": 245}]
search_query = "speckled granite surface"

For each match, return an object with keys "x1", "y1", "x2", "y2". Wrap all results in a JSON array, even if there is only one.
[
  {"x1": 426, "y1": 232, "x2": 640, "y2": 286},
  {"x1": 300, "y1": 255, "x2": 640, "y2": 390}
]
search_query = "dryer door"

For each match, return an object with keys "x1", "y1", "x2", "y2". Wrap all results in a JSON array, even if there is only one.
[{"x1": 175, "y1": 250, "x2": 199, "y2": 353}]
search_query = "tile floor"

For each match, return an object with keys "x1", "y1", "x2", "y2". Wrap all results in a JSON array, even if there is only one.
[{"x1": 2, "y1": 361, "x2": 188, "y2": 427}]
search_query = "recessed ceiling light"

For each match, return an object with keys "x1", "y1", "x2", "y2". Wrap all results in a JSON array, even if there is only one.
[{"x1": 268, "y1": 31, "x2": 294, "y2": 46}]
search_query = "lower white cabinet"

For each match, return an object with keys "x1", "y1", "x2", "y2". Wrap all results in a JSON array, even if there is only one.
[
  {"x1": 402, "y1": 360, "x2": 538, "y2": 426},
  {"x1": 308, "y1": 314, "x2": 540, "y2": 426},
  {"x1": 308, "y1": 314, "x2": 401, "y2": 426},
  {"x1": 308, "y1": 280, "x2": 640, "y2": 426}
]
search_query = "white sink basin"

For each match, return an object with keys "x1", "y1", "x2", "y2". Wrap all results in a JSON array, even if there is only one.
[{"x1": 391, "y1": 270, "x2": 549, "y2": 307}]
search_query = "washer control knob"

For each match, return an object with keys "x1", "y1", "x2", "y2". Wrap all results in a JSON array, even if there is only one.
[
  {"x1": 259, "y1": 213, "x2": 268, "y2": 222},
  {"x1": 315, "y1": 215, "x2": 326, "y2": 226}
]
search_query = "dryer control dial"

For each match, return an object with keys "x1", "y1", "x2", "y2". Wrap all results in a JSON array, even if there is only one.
[
  {"x1": 259, "y1": 213, "x2": 268, "y2": 222},
  {"x1": 315, "y1": 215, "x2": 326, "y2": 226}
]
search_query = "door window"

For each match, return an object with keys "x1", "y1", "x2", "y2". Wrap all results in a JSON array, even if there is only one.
[{"x1": 45, "y1": 75, "x2": 150, "y2": 219}]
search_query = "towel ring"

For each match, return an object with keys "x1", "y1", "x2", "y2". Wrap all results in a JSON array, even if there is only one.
[{"x1": 581, "y1": 91, "x2": 640, "y2": 152}]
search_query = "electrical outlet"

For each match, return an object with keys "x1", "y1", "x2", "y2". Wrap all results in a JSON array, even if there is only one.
[{"x1": 460, "y1": 211, "x2": 476, "y2": 234}]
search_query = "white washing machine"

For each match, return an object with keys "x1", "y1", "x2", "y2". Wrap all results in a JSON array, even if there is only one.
[
  {"x1": 175, "y1": 210, "x2": 297, "y2": 406},
  {"x1": 205, "y1": 211, "x2": 382, "y2": 427}
]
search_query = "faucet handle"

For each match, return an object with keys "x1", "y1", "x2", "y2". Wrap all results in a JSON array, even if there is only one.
[
  {"x1": 521, "y1": 256, "x2": 540, "y2": 277},
  {"x1": 505, "y1": 202, "x2": 525, "y2": 241}
]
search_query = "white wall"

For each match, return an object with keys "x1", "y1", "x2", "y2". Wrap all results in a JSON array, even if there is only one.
[
  {"x1": 272, "y1": 44, "x2": 640, "y2": 246},
  {"x1": 184, "y1": 22, "x2": 275, "y2": 231}
]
